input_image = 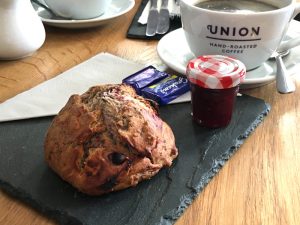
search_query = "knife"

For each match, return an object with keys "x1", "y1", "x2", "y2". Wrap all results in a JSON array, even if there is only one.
[
  {"x1": 156, "y1": 0, "x2": 170, "y2": 34},
  {"x1": 146, "y1": 0, "x2": 159, "y2": 36}
]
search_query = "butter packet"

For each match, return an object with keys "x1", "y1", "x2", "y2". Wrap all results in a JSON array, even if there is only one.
[
  {"x1": 141, "y1": 75, "x2": 190, "y2": 105},
  {"x1": 122, "y1": 66, "x2": 168, "y2": 95}
]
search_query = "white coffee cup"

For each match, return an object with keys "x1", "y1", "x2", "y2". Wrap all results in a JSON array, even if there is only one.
[
  {"x1": 180, "y1": 0, "x2": 300, "y2": 70},
  {"x1": 44, "y1": 0, "x2": 112, "y2": 20}
]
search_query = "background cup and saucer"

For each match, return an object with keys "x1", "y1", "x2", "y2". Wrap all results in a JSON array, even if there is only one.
[
  {"x1": 31, "y1": 0, "x2": 135, "y2": 29},
  {"x1": 43, "y1": 0, "x2": 112, "y2": 20}
]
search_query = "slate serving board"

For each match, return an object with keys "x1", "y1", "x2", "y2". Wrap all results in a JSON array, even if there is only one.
[{"x1": 0, "y1": 95, "x2": 269, "y2": 225}]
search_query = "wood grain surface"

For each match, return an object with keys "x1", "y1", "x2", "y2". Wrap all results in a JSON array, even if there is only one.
[{"x1": 0, "y1": 0, "x2": 300, "y2": 225}]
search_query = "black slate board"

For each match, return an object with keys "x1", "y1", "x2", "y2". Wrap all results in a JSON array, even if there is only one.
[{"x1": 0, "y1": 95, "x2": 269, "y2": 225}]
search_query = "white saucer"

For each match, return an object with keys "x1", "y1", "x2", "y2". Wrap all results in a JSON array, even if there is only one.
[
  {"x1": 157, "y1": 20, "x2": 300, "y2": 89},
  {"x1": 32, "y1": 0, "x2": 135, "y2": 29}
]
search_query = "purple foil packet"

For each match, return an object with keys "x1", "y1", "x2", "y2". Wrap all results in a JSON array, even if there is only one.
[
  {"x1": 122, "y1": 66, "x2": 168, "y2": 94},
  {"x1": 141, "y1": 75, "x2": 190, "y2": 105}
]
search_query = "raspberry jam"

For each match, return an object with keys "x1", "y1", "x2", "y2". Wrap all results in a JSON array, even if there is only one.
[
  {"x1": 190, "y1": 83, "x2": 239, "y2": 128},
  {"x1": 186, "y1": 55, "x2": 246, "y2": 128}
]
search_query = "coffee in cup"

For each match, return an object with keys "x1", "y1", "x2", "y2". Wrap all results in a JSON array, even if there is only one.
[
  {"x1": 180, "y1": 0, "x2": 300, "y2": 70},
  {"x1": 194, "y1": 0, "x2": 278, "y2": 12},
  {"x1": 44, "y1": 0, "x2": 112, "y2": 20}
]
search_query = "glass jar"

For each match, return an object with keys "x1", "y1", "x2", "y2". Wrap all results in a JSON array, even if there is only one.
[{"x1": 186, "y1": 55, "x2": 246, "y2": 128}]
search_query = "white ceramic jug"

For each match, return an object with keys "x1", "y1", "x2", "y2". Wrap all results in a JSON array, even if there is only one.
[{"x1": 0, "y1": 0, "x2": 46, "y2": 60}]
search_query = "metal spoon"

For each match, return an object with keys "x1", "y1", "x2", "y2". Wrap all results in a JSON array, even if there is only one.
[
  {"x1": 271, "y1": 36, "x2": 300, "y2": 94},
  {"x1": 275, "y1": 49, "x2": 295, "y2": 94}
]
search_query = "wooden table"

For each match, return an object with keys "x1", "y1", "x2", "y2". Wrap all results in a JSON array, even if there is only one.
[{"x1": 0, "y1": 0, "x2": 300, "y2": 224}]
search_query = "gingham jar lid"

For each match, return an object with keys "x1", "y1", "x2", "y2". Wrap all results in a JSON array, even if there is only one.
[{"x1": 186, "y1": 55, "x2": 246, "y2": 89}]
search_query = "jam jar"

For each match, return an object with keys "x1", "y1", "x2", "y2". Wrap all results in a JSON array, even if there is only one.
[{"x1": 186, "y1": 55, "x2": 246, "y2": 128}]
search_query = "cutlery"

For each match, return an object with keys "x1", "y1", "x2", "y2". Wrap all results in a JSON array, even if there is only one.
[
  {"x1": 146, "y1": 0, "x2": 159, "y2": 36},
  {"x1": 171, "y1": 0, "x2": 181, "y2": 18},
  {"x1": 156, "y1": 0, "x2": 170, "y2": 34}
]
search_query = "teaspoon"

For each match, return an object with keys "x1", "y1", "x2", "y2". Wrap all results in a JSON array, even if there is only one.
[
  {"x1": 275, "y1": 50, "x2": 295, "y2": 94},
  {"x1": 271, "y1": 37, "x2": 300, "y2": 94}
]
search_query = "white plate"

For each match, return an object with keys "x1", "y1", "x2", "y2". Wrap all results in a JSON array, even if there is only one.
[
  {"x1": 157, "y1": 20, "x2": 300, "y2": 89},
  {"x1": 32, "y1": 0, "x2": 135, "y2": 29}
]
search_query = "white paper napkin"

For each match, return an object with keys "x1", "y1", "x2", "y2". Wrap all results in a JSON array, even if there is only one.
[
  {"x1": 138, "y1": 0, "x2": 180, "y2": 25},
  {"x1": 0, "y1": 52, "x2": 190, "y2": 122}
]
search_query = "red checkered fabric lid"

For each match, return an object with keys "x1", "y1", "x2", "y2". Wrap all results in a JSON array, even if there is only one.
[{"x1": 186, "y1": 55, "x2": 246, "y2": 89}]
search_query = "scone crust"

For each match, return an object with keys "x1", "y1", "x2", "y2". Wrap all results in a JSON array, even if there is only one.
[{"x1": 44, "y1": 84, "x2": 178, "y2": 195}]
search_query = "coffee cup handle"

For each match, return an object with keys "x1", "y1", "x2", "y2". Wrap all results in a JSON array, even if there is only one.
[
  {"x1": 291, "y1": 3, "x2": 300, "y2": 18},
  {"x1": 277, "y1": 36, "x2": 300, "y2": 52},
  {"x1": 277, "y1": 3, "x2": 300, "y2": 51}
]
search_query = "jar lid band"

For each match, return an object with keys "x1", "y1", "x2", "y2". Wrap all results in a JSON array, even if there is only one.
[{"x1": 187, "y1": 55, "x2": 246, "y2": 89}]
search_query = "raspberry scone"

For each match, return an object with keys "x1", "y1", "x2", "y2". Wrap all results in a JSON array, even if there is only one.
[{"x1": 44, "y1": 84, "x2": 178, "y2": 195}]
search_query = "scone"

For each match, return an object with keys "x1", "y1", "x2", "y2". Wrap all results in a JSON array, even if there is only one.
[{"x1": 44, "y1": 84, "x2": 178, "y2": 195}]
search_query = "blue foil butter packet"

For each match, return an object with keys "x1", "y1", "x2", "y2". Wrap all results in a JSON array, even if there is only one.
[
  {"x1": 122, "y1": 66, "x2": 169, "y2": 94},
  {"x1": 141, "y1": 75, "x2": 190, "y2": 105}
]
